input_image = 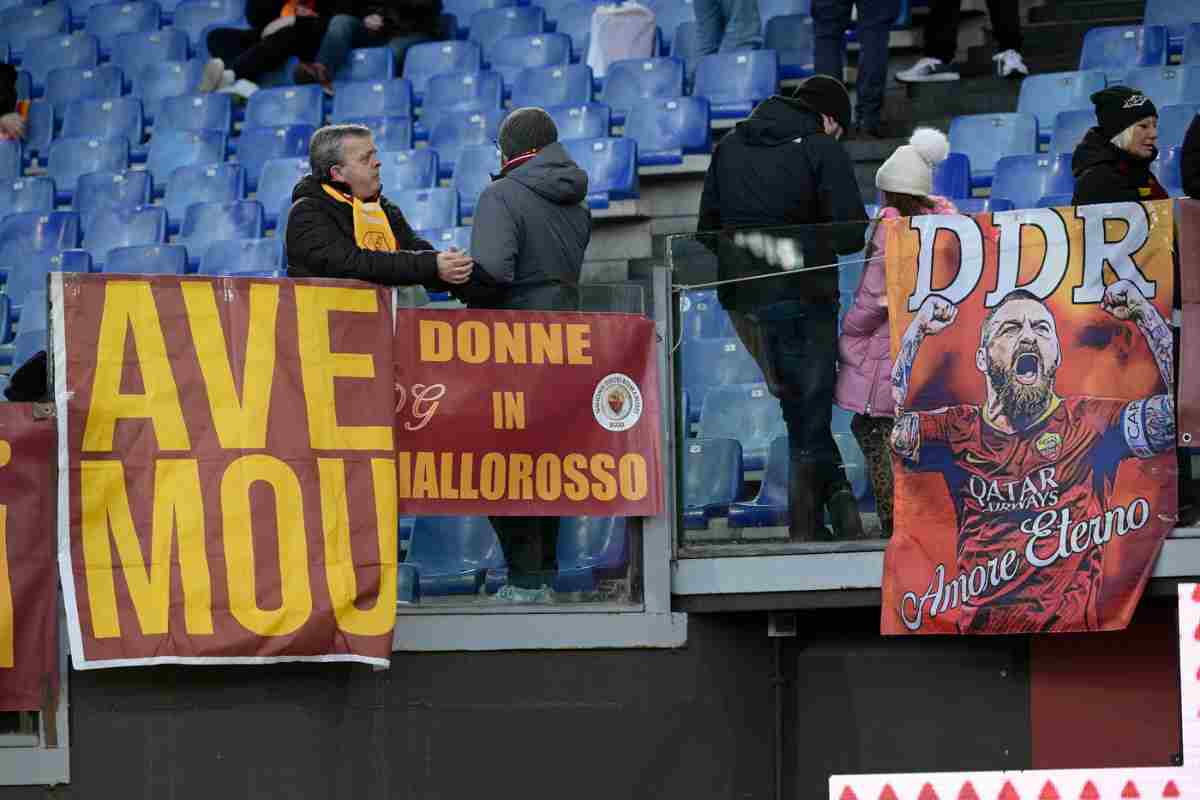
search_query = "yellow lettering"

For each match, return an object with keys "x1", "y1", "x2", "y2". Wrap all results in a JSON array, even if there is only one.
[
  {"x1": 590, "y1": 453, "x2": 617, "y2": 501},
  {"x1": 438, "y1": 452, "x2": 459, "y2": 499},
  {"x1": 396, "y1": 451, "x2": 411, "y2": 499},
  {"x1": 619, "y1": 454, "x2": 648, "y2": 500},
  {"x1": 504, "y1": 392, "x2": 525, "y2": 429},
  {"x1": 418, "y1": 319, "x2": 453, "y2": 362},
  {"x1": 458, "y1": 453, "x2": 479, "y2": 500},
  {"x1": 530, "y1": 324, "x2": 563, "y2": 364},
  {"x1": 480, "y1": 453, "x2": 505, "y2": 500},
  {"x1": 494, "y1": 322, "x2": 526, "y2": 364},
  {"x1": 492, "y1": 391, "x2": 504, "y2": 429},
  {"x1": 0, "y1": 506, "x2": 10, "y2": 668},
  {"x1": 565, "y1": 324, "x2": 592, "y2": 365},
  {"x1": 412, "y1": 451, "x2": 438, "y2": 498},
  {"x1": 508, "y1": 453, "x2": 534, "y2": 499},
  {"x1": 563, "y1": 453, "x2": 589, "y2": 501},
  {"x1": 535, "y1": 453, "x2": 561, "y2": 501},
  {"x1": 457, "y1": 321, "x2": 490, "y2": 364}
]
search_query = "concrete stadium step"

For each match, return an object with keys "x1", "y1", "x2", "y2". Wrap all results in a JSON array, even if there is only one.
[
  {"x1": 896, "y1": 75, "x2": 1022, "y2": 117},
  {"x1": 1028, "y1": 1, "x2": 1144, "y2": 23}
]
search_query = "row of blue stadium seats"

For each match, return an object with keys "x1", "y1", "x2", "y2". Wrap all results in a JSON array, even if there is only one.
[{"x1": 1080, "y1": 23, "x2": 1200, "y2": 83}]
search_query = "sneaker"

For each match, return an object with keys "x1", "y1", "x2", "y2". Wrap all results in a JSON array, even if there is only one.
[
  {"x1": 895, "y1": 57, "x2": 960, "y2": 83},
  {"x1": 293, "y1": 61, "x2": 334, "y2": 96},
  {"x1": 218, "y1": 78, "x2": 259, "y2": 100},
  {"x1": 993, "y1": 49, "x2": 1029, "y2": 79},
  {"x1": 197, "y1": 57, "x2": 225, "y2": 93}
]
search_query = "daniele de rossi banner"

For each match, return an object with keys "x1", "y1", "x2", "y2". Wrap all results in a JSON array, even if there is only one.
[
  {"x1": 52, "y1": 274, "x2": 399, "y2": 668},
  {"x1": 393, "y1": 309, "x2": 662, "y2": 516},
  {"x1": 882, "y1": 199, "x2": 1176, "y2": 635}
]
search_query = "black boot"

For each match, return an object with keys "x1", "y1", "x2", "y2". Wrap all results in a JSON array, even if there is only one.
[{"x1": 788, "y1": 460, "x2": 820, "y2": 541}]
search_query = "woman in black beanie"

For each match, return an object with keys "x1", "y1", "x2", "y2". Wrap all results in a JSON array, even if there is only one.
[{"x1": 1071, "y1": 85, "x2": 1168, "y2": 206}]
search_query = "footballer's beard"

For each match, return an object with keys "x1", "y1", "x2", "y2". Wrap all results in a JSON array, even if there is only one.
[{"x1": 987, "y1": 347, "x2": 1057, "y2": 428}]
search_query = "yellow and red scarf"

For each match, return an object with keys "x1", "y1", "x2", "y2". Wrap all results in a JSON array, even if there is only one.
[{"x1": 322, "y1": 184, "x2": 397, "y2": 252}]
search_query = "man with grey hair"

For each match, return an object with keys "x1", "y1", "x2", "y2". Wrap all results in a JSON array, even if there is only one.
[{"x1": 286, "y1": 123, "x2": 473, "y2": 286}]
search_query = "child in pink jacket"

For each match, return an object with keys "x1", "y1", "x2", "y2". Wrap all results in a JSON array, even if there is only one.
[{"x1": 835, "y1": 128, "x2": 957, "y2": 537}]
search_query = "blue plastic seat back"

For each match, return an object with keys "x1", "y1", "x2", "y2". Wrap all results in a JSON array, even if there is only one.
[
  {"x1": 681, "y1": 335, "x2": 763, "y2": 402},
  {"x1": 0, "y1": 178, "x2": 56, "y2": 218},
  {"x1": 443, "y1": 0, "x2": 515, "y2": 28},
  {"x1": 22, "y1": 101, "x2": 54, "y2": 161},
  {"x1": 1158, "y1": 103, "x2": 1199, "y2": 149},
  {"x1": 331, "y1": 79, "x2": 414, "y2": 122},
  {"x1": 146, "y1": 128, "x2": 226, "y2": 193},
  {"x1": 646, "y1": 0, "x2": 694, "y2": 44},
  {"x1": 1122, "y1": 65, "x2": 1200, "y2": 108},
  {"x1": 62, "y1": 96, "x2": 144, "y2": 149},
  {"x1": 254, "y1": 158, "x2": 306, "y2": 228},
  {"x1": 112, "y1": 29, "x2": 188, "y2": 83},
  {"x1": 948, "y1": 112, "x2": 1038, "y2": 186},
  {"x1": 22, "y1": 32, "x2": 99, "y2": 88},
  {"x1": 693, "y1": 50, "x2": 778, "y2": 118},
  {"x1": 759, "y1": 0, "x2": 809, "y2": 26},
  {"x1": 14, "y1": 71, "x2": 31, "y2": 104},
  {"x1": 539, "y1": 0, "x2": 587, "y2": 25},
  {"x1": 555, "y1": 1, "x2": 597, "y2": 61},
  {"x1": 1037, "y1": 193, "x2": 1074, "y2": 208},
  {"x1": 468, "y1": 5, "x2": 545, "y2": 64},
  {"x1": 337, "y1": 115, "x2": 413, "y2": 152},
  {"x1": 1186, "y1": 23, "x2": 1200, "y2": 64},
  {"x1": 198, "y1": 237, "x2": 284, "y2": 276},
  {"x1": 1152, "y1": 144, "x2": 1184, "y2": 190},
  {"x1": 1144, "y1": 0, "x2": 1200, "y2": 45},
  {"x1": 84, "y1": 205, "x2": 167, "y2": 267},
  {"x1": 931, "y1": 152, "x2": 970, "y2": 198},
  {"x1": 555, "y1": 516, "x2": 628, "y2": 590},
  {"x1": 1079, "y1": 25, "x2": 1167, "y2": 82},
  {"x1": 1050, "y1": 108, "x2": 1096, "y2": 155},
  {"x1": 0, "y1": 2, "x2": 69, "y2": 55},
  {"x1": 764, "y1": 15, "x2": 813, "y2": 79},
  {"x1": 561, "y1": 136, "x2": 638, "y2": 206},
  {"x1": 755, "y1": 435, "x2": 790, "y2": 507},
  {"x1": 0, "y1": 211, "x2": 82, "y2": 270},
  {"x1": 104, "y1": 243, "x2": 187, "y2": 274},
  {"x1": 956, "y1": 197, "x2": 1013, "y2": 213},
  {"x1": 379, "y1": 148, "x2": 439, "y2": 192},
  {"x1": 679, "y1": 289, "x2": 734, "y2": 340},
  {"x1": 419, "y1": 226, "x2": 472, "y2": 251},
  {"x1": 1016, "y1": 70, "x2": 1107, "y2": 133},
  {"x1": 173, "y1": 0, "x2": 239, "y2": 51},
  {"x1": 451, "y1": 143, "x2": 498, "y2": 218},
  {"x1": 5, "y1": 249, "x2": 89, "y2": 319},
  {"x1": 405, "y1": 516, "x2": 507, "y2": 595},
  {"x1": 0, "y1": 141, "x2": 20, "y2": 183},
  {"x1": 86, "y1": 0, "x2": 161, "y2": 56},
  {"x1": 0, "y1": 295, "x2": 13, "y2": 347},
  {"x1": 134, "y1": 59, "x2": 206, "y2": 123},
  {"x1": 421, "y1": 70, "x2": 504, "y2": 135},
  {"x1": 391, "y1": 188, "x2": 459, "y2": 232},
  {"x1": 490, "y1": 32, "x2": 570, "y2": 86},
  {"x1": 45, "y1": 64, "x2": 123, "y2": 122},
  {"x1": 235, "y1": 124, "x2": 314, "y2": 191},
  {"x1": 683, "y1": 437, "x2": 743, "y2": 513},
  {"x1": 623, "y1": 96, "x2": 710, "y2": 165},
  {"x1": 600, "y1": 57, "x2": 684, "y2": 124},
  {"x1": 12, "y1": 289, "x2": 49, "y2": 369},
  {"x1": 510, "y1": 62, "x2": 591, "y2": 108},
  {"x1": 163, "y1": 162, "x2": 244, "y2": 228},
  {"x1": 179, "y1": 200, "x2": 264, "y2": 268},
  {"x1": 428, "y1": 107, "x2": 507, "y2": 176},
  {"x1": 547, "y1": 101, "x2": 610, "y2": 141},
  {"x1": 69, "y1": 0, "x2": 107, "y2": 24},
  {"x1": 158, "y1": 93, "x2": 233, "y2": 136},
  {"x1": 697, "y1": 384, "x2": 785, "y2": 470},
  {"x1": 671, "y1": 21, "x2": 697, "y2": 72},
  {"x1": 990, "y1": 153, "x2": 1074, "y2": 211},
  {"x1": 403, "y1": 40, "x2": 482, "y2": 100},
  {"x1": 75, "y1": 170, "x2": 152, "y2": 231},
  {"x1": 245, "y1": 85, "x2": 325, "y2": 129},
  {"x1": 48, "y1": 136, "x2": 130, "y2": 201},
  {"x1": 334, "y1": 46, "x2": 394, "y2": 83}
]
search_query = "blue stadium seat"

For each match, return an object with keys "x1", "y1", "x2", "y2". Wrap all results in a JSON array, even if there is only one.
[
  {"x1": 1050, "y1": 108, "x2": 1096, "y2": 155},
  {"x1": 13, "y1": 71, "x2": 30, "y2": 104},
  {"x1": 198, "y1": 237, "x2": 284, "y2": 276},
  {"x1": 555, "y1": 0, "x2": 596, "y2": 62},
  {"x1": 0, "y1": 141, "x2": 19, "y2": 183},
  {"x1": 337, "y1": 115, "x2": 413, "y2": 152},
  {"x1": 990, "y1": 153, "x2": 1074, "y2": 212},
  {"x1": 404, "y1": 516, "x2": 508, "y2": 596},
  {"x1": 561, "y1": 136, "x2": 638, "y2": 207},
  {"x1": 403, "y1": 40, "x2": 482, "y2": 102},
  {"x1": 21, "y1": 32, "x2": 99, "y2": 91},
  {"x1": 670, "y1": 21, "x2": 697, "y2": 72},
  {"x1": 85, "y1": 0, "x2": 161, "y2": 57},
  {"x1": 245, "y1": 85, "x2": 325, "y2": 129},
  {"x1": 683, "y1": 437, "x2": 743, "y2": 529},
  {"x1": 157, "y1": 93, "x2": 233, "y2": 135},
  {"x1": 1159, "y1": 103, "x2": 1199, "y2": 149},
  {"x1": 758, "y1": 0, "x2": 809, "y2": 25},
  {"x1": 468, "y1": 6, "x2": 545, "y2": 65},
  {"x1": 74, "y1": 170, "x2": 152, "y2": 231},
  {"x1": 1186, "y1": 23, "x2": 1200, "y2": 64},
  {"x1": 392, "y1": 187, "x2": 458, "y2": 231},
  {"x1": 44, "y1": 64, "x2": 123, "y2": 123},
  {"x1": 510, "y1": 62, "x2": 591, "y2": 109},
  {"x1": 172, "y1": 0, "x2": 239, "y2": 52},
  {"x1": 443, "y1": 0, "x2": 515, "y2": 32},
  {"x1": 693, "y1": 50, "x2": 777, "y2": 118},
  {"x1": 146, "y1": 128, "x2": 226, "y2": 196},
  {"x1": 931, "y1": 152, "x2": 971, "y2": 198},
  {"x1": 1121, "y1": 65, "x2": 1200, "y2": 108},
  {"x1": 554, "y1": 517, "x2": 628, "y2": 592},
  {"x1": 112, "y1": 29, "x2": 187, "y2": 88},
  {"x1": 254, "y1": 158, "x2": 305, "y2": 229},
  {"x1": 647, "y1": 0, "x2": 694, "y2": 46},
  {"x1": 547, "y1": 101, "x2": 610, "y2": 141},
  {"x1": 235, "y1": 124, "x2": 314, "y2": 191},
  {"x1": 0, "y1": 295, "x2": 14, "y2": 347},
  {"x1": 0, "y1": 211, "x2": 82, "y2": 270},
  {"x1": 134, "y1": 59, "x2": 205, "y2": 123},
  {"x1": 764, "y1": 15, "x2": 813, "y2": 79},
  {"x1": 1079, "y1": 25, "x2": 1167, "y2": 83},
  {"x1": 68, "y1": 0, "x2": 107, "y2": 26},
  {"x1": 5, "y1": 249, "x2": 89, "y2": 321},
  {"x1": 1144, "y1": 0, "x2": 1200, "y2": 51},
  {"x1": 420, "y1": 70, "x2": 503, "y2": 139},
  {"x1": 420, "y1": 225, "x2": 472, "y2": 251},
  {"x1": 0, "y1": 2, "x2": 70, "y2": 58},
  {"x1": 0, "y1": 178, "x2": 56, "y2": 218},
  {"x1": 451, "y1": 144, "x2": 498, "y2": 218},
  {"x1": 47, "y1": 136, "x2": 129, "y2": 203},
  {"x1": 333, "y1": 46, "x2": 394, "y2": 84},
  {"x1": 83, "y1": 205, "x2": 167, "y2": 269},
  {"x1": 955, "y1": 197, "x2": 1013, "y2": 213},
  {"x1": 103, "y1": 243, "x2": 188, "y2": 274},
  {"x1": 680, "y1": 334, "x2": 762, "y2": 420},
  {"x1": 490, "y1": 32, "x2": 570, "y2": 87},
  {"x1": 623, "y1": 96, "x2": 710, "y2": 166},
  {"x1": 22, "y1": 101, "x2": 54, "y2": 163},
  {"x1": 539, "y1": 0, "x2": 588, "y2": 26},
  {"x1": 11, "y1": 289, "x2": 48, "y2": 370},
  {"x1": 1152, "y1": 145, "x2": 1184, "y2": 194},
  {"x1": 948, "y1": 112, "x2": 1038, "y2": 187},
  {"x1": 679, "y1": 289, "x2": 734, "y2": 340},
  {"x1": 330, "y1": 79, "x2": 413, "y2": 122},
  {"x1": 1037, "y1": 194, "x2": 1074, "y2": 208},
  {"x1": 395, "y1": 562, "x2": 419, "y2": 605},
  {"x1": 428, "y1": 107, "x2": 507, "y2": 176},
  {"x1": 599, "y1": 57, "x2": 684, "y2": 125},
  {"x1": 728, "y1": 435, "x2": 788, "y2": 527},
  {"x1": 163, "y1": 162, "x2": 243, "y2": 232},
  {"x1": 178, "y1": 200, "x2": 264, "y2": 270},
  {"x1": 1016, "y1": 70, "x2": 1107, "y2": 140},
  {"x1": 379, "y1": 148, "x2": 439, "y2": 192},
  {"x1": 697, "y1": 383, "x2": 784, "y2": 471},
  {"x1": 62, "y1": 97, "x2": 145, "y2": 156}
]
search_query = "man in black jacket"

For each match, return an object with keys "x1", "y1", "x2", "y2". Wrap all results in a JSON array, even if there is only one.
[
  {"x1": 1182, "y1": 113, "x2": 1200, "y2": 200},
  {"x1": 286, "y1": 123, "x2": 473, "y2": 287},
  {"x1": 698, "y1": 74, "x2": 869, "y2": 542}
]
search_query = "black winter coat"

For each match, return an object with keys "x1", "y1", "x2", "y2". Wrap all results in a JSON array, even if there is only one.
[
  {"x1": 1182, "y1": 113, "x2": 1200, "y2": 201},
  {"x1": 0, "y1": 63, "x2": 16, "y2": 116},
  {"x1": 361, "y1": 0, "x2": 443, "y2": 38},
  {"x1": 286, "y1": 174, "x2": 446, "y2": 288},
  {"x1": 1070, "y1": 127, "x2": 1169, "y2": 206},
  {"x1": 698, "y1": 95, "x2": 867, "y2": 311}
]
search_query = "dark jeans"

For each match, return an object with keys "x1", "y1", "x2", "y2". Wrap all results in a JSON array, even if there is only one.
[
  {"x1": 923, "y1": 0, "x2": 1021, "y2": 62},
  {"x1": 489, "y1": 516, "x2": 559, "y2": 588},
  {"x1": 314, "y1": 14, "x2": 434, "y2": 74},
  {"x1": 207, "y1": 18, "x2": 328, "y2": 81},
  {"x1": 694, "y1": 0, "x2": 761, "y2": 58},
  {"x1": 812, "y1": 0, "x2": 901, "y2": 128}
]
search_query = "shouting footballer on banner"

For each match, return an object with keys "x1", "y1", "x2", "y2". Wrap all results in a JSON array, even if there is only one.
[{"x1": 890, "y1": 281, "x2": 1175, "y2": 632}]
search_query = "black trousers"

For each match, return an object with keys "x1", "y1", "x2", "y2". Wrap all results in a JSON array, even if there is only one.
[
  {"x1": 206, "y1": 18, "x2": 328, "y2": 82},
  {"x1": 489, "y1": 516, "x2": 559, "y2": 588},
  {"x1": 923, "y1": 0, "x2": 1021, "y2": 63}
]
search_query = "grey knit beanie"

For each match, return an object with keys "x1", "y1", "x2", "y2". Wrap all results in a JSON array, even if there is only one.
[{"x1": 498, "y1": 107, "x2": 558, "y2": 160}]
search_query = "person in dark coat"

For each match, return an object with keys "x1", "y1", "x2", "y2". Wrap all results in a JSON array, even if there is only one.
[
  {"x1": 698, "y1": 74, "x2": 869, "y2": 543},
  {"x1": 1071, "y1": 86, "x2": 1168, "y2": 206},
  {"x1": 286, "y1": 123, "x2": 473, "y2": 287},
  {"x1": 1182, "y1": 112, "x2": 1200, "y2": 200},
  {"x1": 0, "y1": 63, "x2": 25, "y2": 141}
]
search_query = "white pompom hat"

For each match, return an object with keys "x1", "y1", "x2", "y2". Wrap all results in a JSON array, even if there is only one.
[{"x1": 875, "y1": 127, "x2": 951, "y2": 197}]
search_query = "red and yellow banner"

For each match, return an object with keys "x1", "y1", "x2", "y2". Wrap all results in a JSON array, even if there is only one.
[
  {"x1": 0, "y1": 406, "x2": 58, "y2": 710},
  {"x1": 394, "y1": 310, "x2": 662, "y2": 516},
  {"x1": 54, "y1": 274, "x2": 399, "y2": 668},
  {"x1": 882, "y1": 200, "x2": 1176, "y2": 634},
  {"x1": 1176, "y1": 199, "x2": 1200, "y2": 443}
]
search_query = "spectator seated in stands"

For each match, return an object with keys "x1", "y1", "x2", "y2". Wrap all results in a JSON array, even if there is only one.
[
  {"x1": 1183, "y1": 110, "x2": 1200, "y2": 200},
  {"x1": 1071, "y1": 86, "x2": 1168, "y2": 205},
  {"x1": 0, "y1": 63, "x2": 25, "y2": 142},
  {"x1": 286, "y1": 122, "x2": 474, "y2": 287}
]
